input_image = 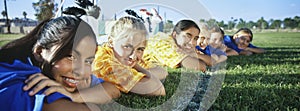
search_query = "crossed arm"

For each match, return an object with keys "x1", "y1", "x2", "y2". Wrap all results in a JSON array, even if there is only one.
[{"x1": 23, "y1": 73, "x2": 120, "y2": 110}]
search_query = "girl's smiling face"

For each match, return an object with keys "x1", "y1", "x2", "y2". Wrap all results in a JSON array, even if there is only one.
[
  {"x1": 209, "y1": 32, "x2": 223, "y2": 48},
  {"x1": 174, "y1": 26, "x2": 200, "y2": 51},
  {"x1": 112, "y1": 31, "x2": 147, "y2": 67},
  {"x1": 234, "y1": 32, "x2": 252, "y2": 49},
  {"x1": 42, "y1": 36, "x2": 97, "y2": 92}
]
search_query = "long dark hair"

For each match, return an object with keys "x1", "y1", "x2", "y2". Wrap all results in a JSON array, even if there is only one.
[
  {"x1": 0, "y1": 19, "x2": 50, "y2": 63},
  {"x1": 172, "y1": 19, "x2": 200, "y2": 34},
  {"x1": 0, "y1": 0, "x2": 99, "y2": 79},
  {"x1": 234, "y1": 28, "x2": 253, "y2": 41},
  {"x1": 0, "y1": 16, "x2": 96, "y2": 79}
]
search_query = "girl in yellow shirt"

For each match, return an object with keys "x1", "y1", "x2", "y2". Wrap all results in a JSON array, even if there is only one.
[
  {"x1": 93, "y1": 16, "x2": 167, "y2": 96},
  {"x1": 143, "y1": 20, "x2": 211, "y2": 72}
]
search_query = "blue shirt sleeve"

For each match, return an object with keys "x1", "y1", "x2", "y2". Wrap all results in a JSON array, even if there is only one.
[
  {"x1": 90, "y1": 74, "x2": 104, "y2": 87},
  {"x1": 195, "y1": 45, "x2": 211, "y2": 56},
  {"x1": 209, "y1": 46, "x2": 227, "y2": 56},
  {"x1": 0, "y1": 60, "x2": 71, "y2": 111}
]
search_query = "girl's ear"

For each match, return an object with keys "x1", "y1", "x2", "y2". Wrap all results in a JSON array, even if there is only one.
[{"x1": 33, "y1": 45, "x2": 44, "y2": 62}]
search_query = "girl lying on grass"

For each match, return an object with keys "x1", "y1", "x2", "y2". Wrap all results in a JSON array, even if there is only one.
[
  {"x1": 143, "y1": 20, "x2": 211, "y2": 72},
  {"x1": 224, "y1": 28, "x2": 266, "y2": 56},
  {"x1": 196, "y1": 24, "x2": 227, "y2": 65},
  {"x1": 92, "y1": 15, "x2": 167, "y2": 96}
]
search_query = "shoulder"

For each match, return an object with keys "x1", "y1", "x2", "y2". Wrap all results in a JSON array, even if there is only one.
[{"x1": 223, "y1": 35, "x2": 233, "y2": 42}]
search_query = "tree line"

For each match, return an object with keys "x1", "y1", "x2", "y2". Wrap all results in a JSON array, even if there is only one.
[
  {"x1": 201, "y1": 16, "x2": 300, "y2": 31},
  {"x1": 2, "y1": 0, "x2": 300, "y2": 33}
]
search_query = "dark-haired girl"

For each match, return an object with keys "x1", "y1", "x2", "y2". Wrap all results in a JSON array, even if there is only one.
[
  {"x1": 143, "y1": 19, "x2": 212, "y2": 72},
  {"x1": 224, "y1": 28, "x2": 266, "y2": 56},
  {"x1": 0, "y1": 3, "x2": 119, "y2": 111}
]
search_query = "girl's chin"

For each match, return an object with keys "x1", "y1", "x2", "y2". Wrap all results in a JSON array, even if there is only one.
[
  {"x1": 64, "y1": 86, "x2": 76, "y2": 92},
  {"x1": 239, "y1": 46, "x2": 247, "y2": 49}
]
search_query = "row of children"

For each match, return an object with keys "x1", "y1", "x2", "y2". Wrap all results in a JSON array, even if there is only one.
[
  {"x1": 92, "y1": 13, "x2": 266, "y2": 98},
  {"x1": 0, "y1": 3, "x2": 265, "y2": 110}
]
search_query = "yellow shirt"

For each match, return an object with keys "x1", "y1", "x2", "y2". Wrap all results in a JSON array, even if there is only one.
[
  {"x1": 143, "y1": 32, "x2": 187, "y2": 68},
  {"x1": 92, "y1": 45, "x2": 146, "y2": 93}
]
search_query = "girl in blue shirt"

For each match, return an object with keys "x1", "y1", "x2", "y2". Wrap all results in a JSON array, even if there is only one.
[
  {"x1": 224, "y1": 28, "x2": 266, "y2": 56},
  {"x1": 0, "y1": 6, "x2": 120, "y2": 111}
]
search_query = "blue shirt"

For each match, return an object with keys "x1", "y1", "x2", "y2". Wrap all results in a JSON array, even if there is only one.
[
  {"x1": 196, "y1": 45, "x2": 211, "y2": 56},
  {"x1": 196, "y1": 45, "x2": 226, "y2": 56},
  {"x1": 0, "y1": 59, "x2": 103, "y2": 111},
  {"x1": 223, "y1": 35, "x2": 257, "y2": 53}
]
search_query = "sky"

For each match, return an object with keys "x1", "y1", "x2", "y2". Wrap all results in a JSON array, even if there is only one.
[{"x1": 1, "y1": 0, "x2": 300, "y2": 23}]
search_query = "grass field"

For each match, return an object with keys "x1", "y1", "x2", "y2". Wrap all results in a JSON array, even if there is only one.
[
  {"x1": 210, "y1": 32, "x2": 300, "y2": 111},
  {"x1": 1, "y1": 32, "x2": 299, "y2": 110}
]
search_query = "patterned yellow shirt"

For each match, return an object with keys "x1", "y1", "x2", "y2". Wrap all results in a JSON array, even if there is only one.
[
  {"x1": 143, "y1": 32, "x2": 187, "y2": 68},
  {"x1": 92, "y1": 45, "x2": 146, "y2": 93}
]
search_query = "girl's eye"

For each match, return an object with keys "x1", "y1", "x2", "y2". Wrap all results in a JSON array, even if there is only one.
[
  {"x1": 85, "y1": 60, "x2": 93, "y2": 65},
  {"x1": 137, "y1": 47, "x2": 145, "y2": 52},
  {"x1": 123, "y1": 45, "x2": 133, "y2": 49},
  {"x1": 85, "y1": 57, "x2": 95, "y2": 65},
  {"x1": 67, "y1": 55, "x2": 76, "y2": 61}
]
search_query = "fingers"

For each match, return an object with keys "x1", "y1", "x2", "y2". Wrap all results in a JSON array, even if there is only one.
[
  {"x1": 23, "y1": 73, "x2": 47, "y2": 91},
  {"x1": 23, "y1": 73, "x2": 61, "y2": 96},
  {"x1": 43, "y1": 86, "x2": 71, "y2": 97}
]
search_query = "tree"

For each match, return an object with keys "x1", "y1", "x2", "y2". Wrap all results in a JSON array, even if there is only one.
[
  {"x1": 256, "y1": 17, "x2": 268, "y2": 31},
  {"x1": 207, "y1": 18, "x2": 218, "y2": 27},
  {"x1": 163, "y1": 20, "x2": 174, "y2": 33},
  {"x1": 33, "y1": 0, "x2": 57, "y2": 21},
  {"x1": 245, "y1": 21, "x2": 256, "y2": 29},
  {"x1": 216, "y1": 20, "x2": 226, "y2": 29},
  {"x1": 293, "y1": 16, "x2": 300, "y2": 29},
  {"x1": 3, "y1": 0, "x2": 11, "y2": 33},
  {"x1": 1, "y1": 10, "x2": 6, "y2": 18},
  {"x1": 236, "y1": 18, "x2": 246, "y2": 29},
  {"x1": 22, "y1": 11, "x2": 27, "y2": 19},
  {"x1": 269, "y1": 19, "x2": 282, "y2": 31},
  {"x1": 227, "y1": 21, "x2": 235, "y2": 30},
  {"x1": 199, "y1": 19, "x2": 205, "y2": 23},
  {"x1": 283, "y1": 17, "x2": 297, "y2": 29}
]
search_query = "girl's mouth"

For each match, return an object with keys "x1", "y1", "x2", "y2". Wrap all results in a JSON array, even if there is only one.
[
  {"x1": 126, "y1": 59, "x2": 136, "y2": 67},
  {"x1": 62, "y1": 76, "x2": 79, "y2": 88}
]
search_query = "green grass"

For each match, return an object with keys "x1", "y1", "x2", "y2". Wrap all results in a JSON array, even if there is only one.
[
  {"x1": 0, "y1": 34, "x2": 23, "y2": 46},
  {"x1": 1, "y1": 32, "x2": 299, "y2": 110},
  {"x1": 210, "y1": 32, "x2": 300, "y2": 111}
]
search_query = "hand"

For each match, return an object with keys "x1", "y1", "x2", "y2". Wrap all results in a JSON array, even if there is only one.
[
  {"x1": 219, "y1": 44, "x2": 227, "y2": 52},
  {"x1": 177, "y1": 47, "x2": 198, "y2": 57},
  {"x1": 23, "y1": 73, "x2": 83, "y2": 103}
]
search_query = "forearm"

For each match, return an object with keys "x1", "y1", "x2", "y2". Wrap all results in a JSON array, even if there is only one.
[
  {"x1": 215, "y1": 55, "x2": 227, "y2": 64},
  {"x1": 147, "y1": 66, "x2": 168, "y2": 80},
  {"x1": 134, "y1": 64, "x2": 152, "y2": 77},
  {"x1": 43, "y1": 99, "x2": 100, "y2": 111},
  {"x1": 245, "y1": 47, "x2": 266, "y2": 54},
  {"x1": 73, "y1": 82, "x2": 119, "y2": 104},
  {"x1": 226, "y1": 48, "x2": 239, "y2": 56},
  {"x1": 195, "y1": 54, "x2": 213, "y2": 66}
]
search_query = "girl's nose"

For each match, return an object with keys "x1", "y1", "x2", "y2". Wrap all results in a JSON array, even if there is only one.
[
  {"x1": 73, "y1": 62, "x2": 91, "y2": 78},
  {"x1": 129, "y1": 52, "x2": 137, "y2": 60}
]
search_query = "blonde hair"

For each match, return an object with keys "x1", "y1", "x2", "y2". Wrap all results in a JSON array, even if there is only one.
[
  {"x1": 109, "y1": 16, "x2": 148, "y2": 42},
  {"x1": 198, "y1": 23, "x2": 210, "y2": 38}
]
